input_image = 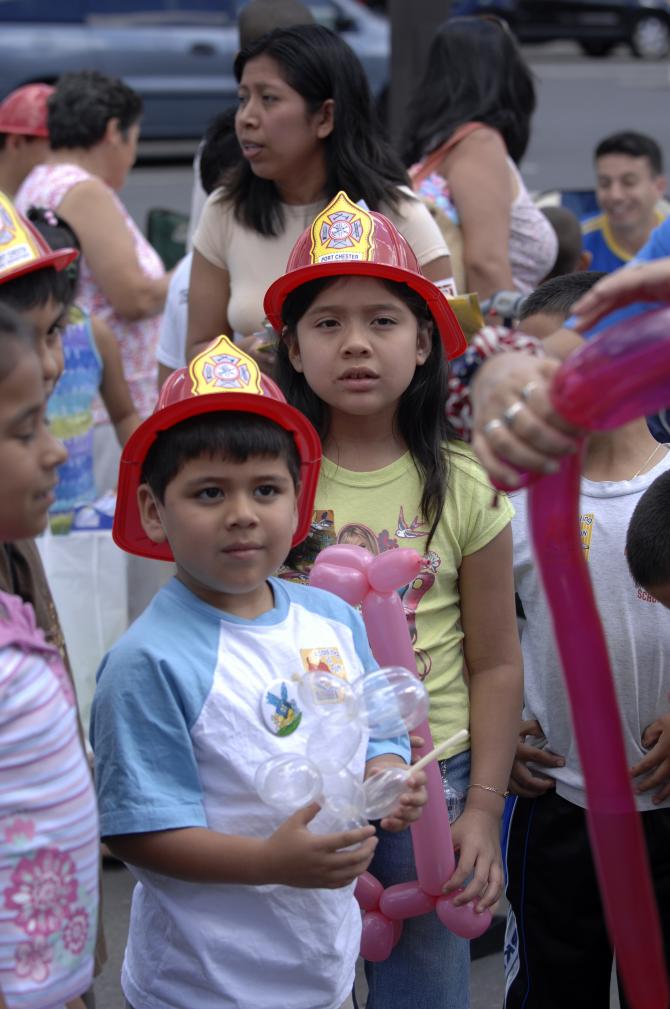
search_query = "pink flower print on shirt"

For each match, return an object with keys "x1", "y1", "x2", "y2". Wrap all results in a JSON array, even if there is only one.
[
  {"x1": 14, "y1": 936, "x2": 53, "y2": 983},
  {"x1": 4, "y1": 848, "x2": 78, "y2": 936},
  {"x1": 62, "y1": 906, "x2": 89, "y2": 955},
  {"x1": 3, "y1": 817, "x2": 36, "y2": 846}
]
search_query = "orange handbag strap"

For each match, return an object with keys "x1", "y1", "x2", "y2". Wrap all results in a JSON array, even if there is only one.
[{"x1": 410, "y1": 121, "x2": 485, "y2": 188}]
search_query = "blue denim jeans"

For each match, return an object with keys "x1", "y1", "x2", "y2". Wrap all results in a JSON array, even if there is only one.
[{"x1": 363, "y1": 749, "x2": 471, "y2": 1009}]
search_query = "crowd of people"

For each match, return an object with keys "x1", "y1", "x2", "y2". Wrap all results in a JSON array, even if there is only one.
[{"x1": 1, "y1": 1, "x2": 670, "y2": 1008}]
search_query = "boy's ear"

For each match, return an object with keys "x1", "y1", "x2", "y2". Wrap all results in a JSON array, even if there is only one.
[
  {"x1": 137, "y1": 484, "x2": 167, "y2": 545},
  {"x1": 287, "y1": 334, "x2": 304, "y2": 373},
  {"x1": 104, "y1": 116, "x2": 123, "y2": 147}
]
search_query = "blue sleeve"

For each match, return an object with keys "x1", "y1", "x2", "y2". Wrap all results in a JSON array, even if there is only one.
[
  {"x1": 90, "y1": 642, "x2": 209, "y2": 837},
  {"x1": 636, "y1": 217, "x2": 670, "y2": 262}
]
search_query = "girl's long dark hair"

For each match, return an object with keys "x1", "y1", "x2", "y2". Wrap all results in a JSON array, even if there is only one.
[
  {"x1": 276, "y1": 277, "x2": 452, "y2": 547},
  {"x1": 402, "y1": 17, "x2": 536, "y2": 166},
  {"x1": 227, "y1": 23, "x2": 409, "y2": 237}
]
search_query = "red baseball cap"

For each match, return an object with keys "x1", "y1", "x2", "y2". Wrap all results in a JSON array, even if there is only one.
[
  {"x1": 0, "y1": 84, "x2": 53, "y2": 138},
  {"x1": 113, "y1": 335, "x2": 322, "y2": 560},
  {"x1": 0, "y1": 192, "x2": 78, "y2": 284},
  {"x1": 264, "y1": 191, "x2": 467, "y2": 360}
]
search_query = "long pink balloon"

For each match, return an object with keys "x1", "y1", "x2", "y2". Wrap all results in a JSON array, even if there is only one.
[
  {"x1": 523, "y1": 307, "x2": 670, "y2": 1009},
  {"x1": 311, "y1": 544, "x2": 491, "y2": 959}
]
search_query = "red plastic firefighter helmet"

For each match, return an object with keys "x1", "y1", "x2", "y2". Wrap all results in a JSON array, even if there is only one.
[
  {"x1": 0, "y1": 84, "x2": 53, "y2": 138},
  {"x1": 113, "y1": 334, "x2": 322, "y2": 560},
  {"x1": 0, "y1": 191, "x2": 78, "y2": 284},
  {"x1": 264, "y1": 191, "x2": 467, "y2": 360}
]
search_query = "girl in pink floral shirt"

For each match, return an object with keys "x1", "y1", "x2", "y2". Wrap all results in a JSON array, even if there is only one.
[{"x1": 0, "y1": 304, "x2": 98, "y2": 1009}]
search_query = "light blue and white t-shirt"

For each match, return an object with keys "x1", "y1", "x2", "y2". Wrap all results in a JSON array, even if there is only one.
[{"x1": 90, "y1": 576, "x2": 409, "y2": 1009}]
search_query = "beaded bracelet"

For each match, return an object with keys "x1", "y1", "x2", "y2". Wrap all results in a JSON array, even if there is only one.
[{"x1": 467, "y1": 783, "x2": 510, "y2": 799}]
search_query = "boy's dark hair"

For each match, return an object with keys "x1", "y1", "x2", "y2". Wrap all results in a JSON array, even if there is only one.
[
  {"x1": 626, "y1": 470, "x2": 670, "y2": 591},
  {"x1": 48, "y1": 70, "x2": 143, "y2": 150},
  {"x1": 402, "y1": 16, "x2": 536, "y2": 167},
  {"x1": 199, "y1": 108, "x2": 240, "y2": 196},
  {"x1": 276, "y1": 277, "x2": 452, "y2": 547},
  {"x1": 0, "y1": 264, "x2": 74, "y2": 315},
  {"x1": 141, "y1": 412, "x2": 301, "y2": 503},
  {"x1": 541, "y1": 206, "x2": 583, "y2": 280},
  {"x1": 227, "y1": 23, "x2": 407, "y2": 237},
  {"x1": 595, "y1": 131, "x2": 664, "y2": 176},
  {"x1": 26, "y1": 206, "x2": 81, "y2": 299},
  {"x1": 519, "y1": 271, "x2": 606, "y2": 322},
  {"x1": 0, "y1": 302, "x2": 37, "y2": 382},
  {"x1": 238, "y1": 0, "x2": 314, "y2": 50}
]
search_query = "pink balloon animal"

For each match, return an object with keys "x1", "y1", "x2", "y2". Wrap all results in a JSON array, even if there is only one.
[
  {"x1": 310, "y1": 545, "x2": 491, "y2": 961},
  {"x1": 514, "y1": 307, "x2": 670, "y2": 1009}
]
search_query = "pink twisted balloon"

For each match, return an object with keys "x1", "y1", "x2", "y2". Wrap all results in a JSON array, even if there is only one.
[
  {"x1": 506, "y1": 307, "x2": 670, "y2": 1009},
  {"x1": 310, "y1": 544, "x2": 491, "y2": 961}
]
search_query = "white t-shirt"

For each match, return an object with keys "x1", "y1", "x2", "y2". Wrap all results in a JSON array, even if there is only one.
[
  {"x1": 193, "y1": 186, "x2": 450, "y2": 338},
  {"x1": 91, "y1": 576, "x2": 409, "y2": 1009},
  {"x1": 156, "y1": 252, "x2": 192, "y2": 370},
  {"x1": 512, "y1": 449, "x2": 670, "y2": 810}
]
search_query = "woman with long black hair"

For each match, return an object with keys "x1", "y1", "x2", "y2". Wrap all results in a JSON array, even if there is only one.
[{"x1": 405, "y1": 16, "x2": 557, "y2": 302}]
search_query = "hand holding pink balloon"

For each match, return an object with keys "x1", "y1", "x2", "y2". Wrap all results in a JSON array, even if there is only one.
[{"x1": 519, "y1": 308, "x2": 670, "y2": 1009}]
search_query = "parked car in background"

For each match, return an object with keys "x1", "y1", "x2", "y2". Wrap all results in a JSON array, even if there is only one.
[
  {"x1": 0, "y1": 0, "x2": 389, "y2": 139},
  {"x1": 452, "y1": 0, "x2": 670, "y2": 58},
  {"x1": 361, "y1": 0, "x2": 670, "y2": 60}
]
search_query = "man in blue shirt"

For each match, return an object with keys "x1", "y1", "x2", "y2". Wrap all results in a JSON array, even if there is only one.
[{"x1": 582, "y1": 132, "x2": 667, "y2": 273}]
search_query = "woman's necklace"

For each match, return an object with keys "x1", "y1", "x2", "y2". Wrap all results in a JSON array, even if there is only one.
[{"x1": 631, "y1": 442, "x2": 667, "y2": 480}]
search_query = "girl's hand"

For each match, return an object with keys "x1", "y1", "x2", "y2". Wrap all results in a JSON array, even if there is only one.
[
  {"x1": 509, "y1": 718, "x2": 564, "y2": 798},
  {"x1": 442, "y1": 808, "x2": 504, "y2": 913},
  {"x1": 631, "y1": 714, "x2": 670, "y2": 804},
  {"x1": 471, "y1": 354, "x2": 580, "y2": 487},
  {"x1": 264, "y1": 803, "x2": 377, "y2": 889}
]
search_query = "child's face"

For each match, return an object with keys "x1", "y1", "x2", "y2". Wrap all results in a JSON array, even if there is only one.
[
  {"x1": 288, "y1": 277, "x2": 431, "y2": 425},
  {"x1": 138, "y1": 452, "x2": 299, "y2": 618},
  {"x1": 0, "y1": 347, "x2": 67, "y2": 541},
  {"x1": 20, "y1": 297, "x2": 67, "y2": 396}
]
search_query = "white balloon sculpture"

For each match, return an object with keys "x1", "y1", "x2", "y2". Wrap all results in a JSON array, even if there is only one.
[{"x1": 255, "y1": 665, "x2": 465, "y2": 836}]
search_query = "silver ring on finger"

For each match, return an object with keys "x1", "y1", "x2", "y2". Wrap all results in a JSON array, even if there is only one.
[
  {"x1": 520, "y1": 380, "x2": 542, "y2": 403},
  {"x1": 482, "y1": 418, "x2": 505, "y2": 436},
  {"x1": 502, "y1": 400, "x2": 524, "y2": 428}
]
